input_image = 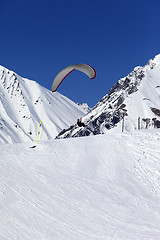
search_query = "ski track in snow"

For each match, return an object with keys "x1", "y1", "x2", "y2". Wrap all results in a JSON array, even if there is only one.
[{"x1": 0, "y1": 129, "x2": 160, "y2": 239}]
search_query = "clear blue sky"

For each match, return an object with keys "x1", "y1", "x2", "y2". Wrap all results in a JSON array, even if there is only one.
[{"x1": 1, "y1": 0, "x2": 160, "y2": 107}]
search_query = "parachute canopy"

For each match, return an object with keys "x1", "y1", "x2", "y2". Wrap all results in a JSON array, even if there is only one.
[{"x1": 52, "y1": 63, "x2": 96, "y2": 92}]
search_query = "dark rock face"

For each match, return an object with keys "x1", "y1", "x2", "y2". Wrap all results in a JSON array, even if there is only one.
[{"x1": 151, "y1": 108, "x2": 160, "y2": 117}]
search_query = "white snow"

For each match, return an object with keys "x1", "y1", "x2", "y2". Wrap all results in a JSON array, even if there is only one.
[
  {"x1": 0, "y1": 129, "x2": 160, "y2": 239},
  {"x1": 1, "y1": 55, "x2": 160, "y2": 239},
  {"x1": 0, "y1": 66, "x2": 86, "y2": 143},
  {"x1": 122, "y1": 56, "x2": 160, "y2": 131},
  {"x1": 57, "y1": 54, "x2": 160, "y2": 139},
  {"x1": 86, "y1": 54, "x2": 160, "y2": 133}
]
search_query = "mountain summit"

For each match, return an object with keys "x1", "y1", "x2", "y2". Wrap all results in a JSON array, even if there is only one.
[
  {"x1": 0, "y1": 66, "x2": 86, "y2": 143},
  {"x1": 57, "y1": 54, "x2": 160, "y2": 138}
]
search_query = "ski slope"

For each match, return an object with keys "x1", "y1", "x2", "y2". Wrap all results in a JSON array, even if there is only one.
[{"x1": 0, "y1": 130, "x2": 160, "y2": 239}]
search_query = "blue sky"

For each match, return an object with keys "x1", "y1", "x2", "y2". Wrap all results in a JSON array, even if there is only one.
[{"x1": 1, "y1": 0, "x2": 160, "y2": 107}]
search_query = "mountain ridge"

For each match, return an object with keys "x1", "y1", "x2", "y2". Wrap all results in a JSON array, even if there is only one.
[
  {"x1": 0, "y1": 65, "x2": 86, "y2": 143},
  {"x1": 57, "y1": 54, "x2": 160, "y2": 138},
  {"x1": 1, "y1": 54, "x2": 160, "y2": 142}
]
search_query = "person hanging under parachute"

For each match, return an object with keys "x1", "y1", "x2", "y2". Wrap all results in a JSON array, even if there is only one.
[
  {"x1": 77, "y1": 118, "x2": 85, "y2": 127},
  {"x1": 52, "y1": 63, "x2": 96, "y2": 128}
]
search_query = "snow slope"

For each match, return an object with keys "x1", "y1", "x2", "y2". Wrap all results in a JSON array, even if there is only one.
[
  {"x1": 0, "y1": 129, "x2": 160, "y2": 239},
  {"x1": 57, "y1": 54, "x2": 160, "y2": 138},
  {"x1": 0, "y1": 65, "x2": 86, "y2": 144}
]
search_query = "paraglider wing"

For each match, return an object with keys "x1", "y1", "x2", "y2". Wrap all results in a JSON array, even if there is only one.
[{"x1": 52, "y1": 63, "x2": 96, "y2": 92}]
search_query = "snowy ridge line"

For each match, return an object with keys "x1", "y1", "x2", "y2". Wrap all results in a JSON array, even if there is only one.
[
  {"x1": 0, "y1": 65, "x2": 88, "y2": 143},
  {"x1": 57, "y1": 53, "x2": 160, "y2": 138}
]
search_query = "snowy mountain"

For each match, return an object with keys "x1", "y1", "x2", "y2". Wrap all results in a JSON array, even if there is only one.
[
  {"x1": 0, "y1": 65, "x2": 87, "y2": 143},
  {"x1": 1, "y1": 129, "x2": 160, "y2": 239},
  {"x1": 76, "y1": 102, "x2": 91, "y2": 113},
  {"x1": 1, "y1": 56, "x2": 160, "y2": 240},
  {"x1": 57, "y1": 54, "x2": 160, "y2": 138}
]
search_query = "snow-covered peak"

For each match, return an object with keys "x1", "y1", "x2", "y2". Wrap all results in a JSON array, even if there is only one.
[
  {"x1": 57, "y1": 54, "x2": 160, "y2": 138},
  {"x1": 146, "y1": 53, "x2": 160, "y2": 68},
  {"x1": 76, "y1": 103, "x2": 91, "y2": 113},
  {"x1": 0, "y1": 66, "x2": 86, "y2": 143}
]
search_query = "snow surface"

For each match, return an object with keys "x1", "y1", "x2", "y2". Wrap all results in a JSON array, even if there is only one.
[
  {"x1": 57, "y1": 54, "x2": 160, "y2": 138},
  {"x1": 0, "y1": 129, "x2": 160, "y2": 239},
  {"x1": 87, "y1": 54, "x2": 160, "y2": 130},
  {"x1": 0, "y1": 65, "x2": 86, "y2": 143}
]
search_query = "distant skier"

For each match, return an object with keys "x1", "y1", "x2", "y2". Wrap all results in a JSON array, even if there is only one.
[{"x1": 77, "y1": 118, "x2": 85, "y2": 127}]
